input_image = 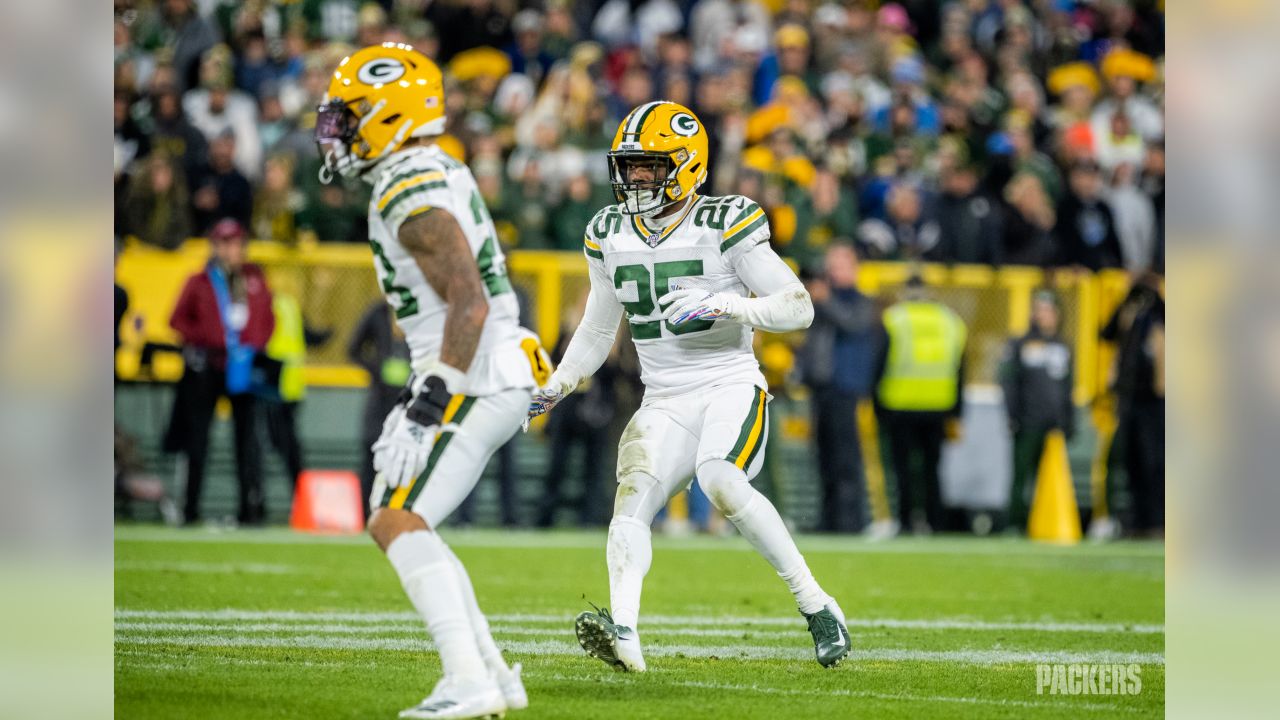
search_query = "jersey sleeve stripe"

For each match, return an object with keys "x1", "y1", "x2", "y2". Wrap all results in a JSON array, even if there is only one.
[
  {"x1": 584, "y1": 237, "x2": 601, "y2": 251},
  {"x1": 376, "y1": 171, "x2": 447, "y2": 211},
  {"x1": 584, "y1": 246, "x2": 604, "y2": 260},
  {"x1": 720, "y1": 212, "x2": 768, "y2": 252},
  {"x1": 380, "y1": 181, "x2": 447, "y2": 218},
  {"x1": 727, "y1": 202, "x2": 762, "y2": 228},
  {"x1": 725, "y1": 206, "x2": 765, "y2": 237}
]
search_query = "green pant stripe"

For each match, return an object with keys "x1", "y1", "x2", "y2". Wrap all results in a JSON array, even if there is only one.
[
  {"x1": 380, "y1": 396, "x2": 477, "y2": 509},
  {"x1": 726, "y1": 388, "x2": 764, "y2": 464},
  {"x1": 402, "y1": 396, "x2": 478, "y2": 507}
]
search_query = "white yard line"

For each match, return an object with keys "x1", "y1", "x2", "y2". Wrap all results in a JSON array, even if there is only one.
[
  {"x1": 112, "y1": 631, "x2": 1164, "y2": 666},
  {"x1": 115, "y1": 608, "x2": 1164, "y2": 635},
  {"x1": 114, "y1": 620, "x2": 1166, "y2": 644}
]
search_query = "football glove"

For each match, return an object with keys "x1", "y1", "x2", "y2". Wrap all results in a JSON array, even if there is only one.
[
  {"x1": 525, "y1": 374, "x2": 576, "y2": 427},
  {"x1": 373, "y1": 375, "x2": 453, "y2": 489},
  {"x1": 658, "y1": 288, "x2": 742, "y2": 326}
]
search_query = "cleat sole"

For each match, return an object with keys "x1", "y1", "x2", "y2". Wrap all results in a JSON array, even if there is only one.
[{"x1": 574, "y1": 613, "x2": 626, "y2": 671}]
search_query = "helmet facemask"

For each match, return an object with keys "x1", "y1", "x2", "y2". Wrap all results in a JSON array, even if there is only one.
[
  {"x1": 315, "y1": 99, "x2": 370, "y2": 183},
  {"x1": 608, "y1": 150, "x2": 683, "y2": 218}
]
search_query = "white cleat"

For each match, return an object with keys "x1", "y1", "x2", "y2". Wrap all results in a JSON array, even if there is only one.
[
  {"x1": 614, "y1": 629, "x2": 647, "y2": 673},
  {"x1": 492, "y1": 662, "x2": 527, "y2": 711},
  {"x1": 398, "y1": 675, "x2": 507, "y2": 719}
]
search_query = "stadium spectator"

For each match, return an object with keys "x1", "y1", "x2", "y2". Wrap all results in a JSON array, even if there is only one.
[
  {"x1": 167, "y1": 219, "x2": 274, "y2": 526},
  {"x1": 346, "y1": 301, "x2": 412, "y2": 519},
  {"x1": 856, "y1": 183, "x2": 941, "y2": 261},
  {"x1": 875, "y1": 275, "x2": 967, "y2": 534},
  {"x1": 191, "y1": 131, "x2": 254, "y2": 235},
  {"x1": 1000, "y1": 171, "x2": 1057, "y2": 267},
  {"x1": 1056, "y1": 159, "x2": 1125, "y2": 271},
  {"x1": 184, "y1": 46, "x2": 263, "y2": 181},
  {"x1": 789, "y1": 167, "x2": 860, "y2": 270},
  {"x1": 506, "y1": 9, "x2": 555, "y2": 88},
  {"x1": 296, "y1": 181, "x2": 364, "y2": 243},
  {"x1": 143, "y1": 83, "x2": 209, "y2": 186},
  {"x1": 156, "y1": 0, "x2": 220, "y2": 92},
  {"x1": 934, "y1": 161, "x2": 1003, "y2": 266},
  {"x1": 799, "y1": 244, "x2": 878, "y2": 533},
  {"x1": 251, "y1": 154, "x2": 302, "y2": 244},
  {"x1": 123, "y1": 151, "x2": 193, "y2": 250},
  {"x1": 1106, "y1": 162, "x2": 1158, "y2": 274},
  {"x1": 115, "y1": 90, "x2": 151, "y2": 188},
  {"x1": 999, "y1": 291, "x2": 1075, "y2": 533},
  {"x1": 1091, "y1": 48, "x2": 1162, "y2": 142},
  {"x1": 429, "y1": 0, "x2": 515, "y2": 63}
]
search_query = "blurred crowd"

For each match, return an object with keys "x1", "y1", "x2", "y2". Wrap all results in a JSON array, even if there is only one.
[{"x1": 115, "y1": 0, "x2": 1165, "y2": 273}]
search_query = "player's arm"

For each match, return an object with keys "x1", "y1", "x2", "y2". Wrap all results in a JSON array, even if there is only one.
[
  {"x1": 372, "y1": 206, "x2": 488, "y2": 489},
  {"x1": 527, "y1": 251, "x2": 623, "y2": 419},
  {"x1": 660, "y1": 241, "x2": 814, "y2": 332},
  {"x1": 400, "y1": 206, "x2": 489, "y2": 383},
  {"x1": 661, "y1": 197, "x2": 812, "y2": 332}
]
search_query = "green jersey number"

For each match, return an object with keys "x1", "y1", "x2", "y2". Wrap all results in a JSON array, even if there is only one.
[
  {"x1": 469, "y1": 190, "x2": 513, "y2": 296},
  {"x1": 613, "y1": 259, "x2": 716, "y2": 339},
  {"x1": 370, "y1": 238, "x2": 419, "y2": 319}
]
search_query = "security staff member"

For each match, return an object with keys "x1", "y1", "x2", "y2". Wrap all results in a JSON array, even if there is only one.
[
  {"x1": 874, "y1": 275, "x2": 967, "y2": 533},
  {"x1": 999, "y1": 290, "x2": 1075, "y2": 532},
  {"x1": 263, "y1": 290, "x2": 308, "y2": 490}
]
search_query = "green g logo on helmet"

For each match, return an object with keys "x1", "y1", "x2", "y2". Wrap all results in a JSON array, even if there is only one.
[{"x1": 670, "y1": 113, "x2": 700, "y2": 137}]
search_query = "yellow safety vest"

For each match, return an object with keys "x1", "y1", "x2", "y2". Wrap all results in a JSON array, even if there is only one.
[
  {"x1": 877, "y1": 301, "x2": 967, "y2": 412},
  {"x1": 266, "y1": 294, "x2": 307, "y2": 402}
]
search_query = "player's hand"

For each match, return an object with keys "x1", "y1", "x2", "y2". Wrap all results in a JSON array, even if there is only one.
[
  {"x1": 526, "y1": 374, "x2": 575, "y2": 426},
  {"x1": 373, "y1": 373, "x2": 453, "y2": 489},
  {"x1": 372, "y1": 410, "x2": 435, "y2": 489},
  {"x1": 659, "y1": 288, "x2": 741, "y2": 326}
]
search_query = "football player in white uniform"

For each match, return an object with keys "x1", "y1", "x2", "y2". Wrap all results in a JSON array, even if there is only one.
[
  {"x1": 317, "y1": 43, "x2": 549, "y2": 719},
  {"x1": 527, "y1": 101, "x2": 851, "y2": 671}
]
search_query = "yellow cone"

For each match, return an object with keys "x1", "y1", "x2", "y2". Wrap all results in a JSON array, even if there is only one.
[{"x1": 1027, "y1": 430, "x2": 1082, "y2": 544}]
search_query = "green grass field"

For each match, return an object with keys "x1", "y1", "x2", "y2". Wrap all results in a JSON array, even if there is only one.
[{"x1": 115, "y1": 526, "x2": 1164, "y2": 719}]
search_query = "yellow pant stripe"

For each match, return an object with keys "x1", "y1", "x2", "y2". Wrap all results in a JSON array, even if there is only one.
[
  {"x1": 734, "y1": 390, "x2": 767, "y2": 470},
  {"x1": 386, "y1": 393, "x2": 467, "y2": 510}
]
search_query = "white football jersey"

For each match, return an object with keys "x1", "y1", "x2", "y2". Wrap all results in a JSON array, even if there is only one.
[
  {"x1": 367, "y1": 145, "x2": 536, "y2": 394},
  {"x1": 582, "y1": 194, "x2": 771, "y2": 397}
]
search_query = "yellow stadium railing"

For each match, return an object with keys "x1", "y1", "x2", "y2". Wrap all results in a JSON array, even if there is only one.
[{"x1": 114, "y1": 237, "x2": 1135, "y2": 404}]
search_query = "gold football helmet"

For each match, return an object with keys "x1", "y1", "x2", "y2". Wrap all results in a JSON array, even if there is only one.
[
  {"x1": 609, "y1": 101, "x2": 709, "y2": 216},
  {"x1": 316, "y1": 43, "x2": 445, "y2": 182}
]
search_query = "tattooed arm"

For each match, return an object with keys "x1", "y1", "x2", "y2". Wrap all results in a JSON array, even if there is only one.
[{"x1": 398, "y1": 207, "x2": 488, "y2": 378}]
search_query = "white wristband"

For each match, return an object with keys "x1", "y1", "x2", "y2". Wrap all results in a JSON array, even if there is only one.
[{"x1": 418, "y1": 358, "x2": 468, "y2": 394}]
